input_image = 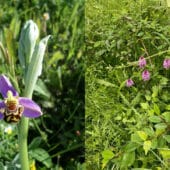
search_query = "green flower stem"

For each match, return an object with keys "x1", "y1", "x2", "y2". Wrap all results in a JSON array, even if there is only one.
[
  {"x1": 18, "y1": 117, "x2": 29, "y2": 170},
  {"x1": 18, "y1": 88, "x2": 34, "y2": 170}
]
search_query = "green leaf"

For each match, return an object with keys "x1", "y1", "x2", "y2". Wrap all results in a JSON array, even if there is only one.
[
  {"x1": 143, "y1": 127, "x2": 155, "y2": 137},
  {"x1": 155, "y1": 123, "x2": 167, "y2": 130},
  {"x1": 155, "y1": 123, "x2": 167, "y2": 136},
  {"x1": 101, "y1": 150, "x2": 114, "y2": 168},
  {"x1": 35, "y1": 79, "x2": 51, "y2": 99},
  {"x1": 151, "y1": 138, "x2": 158, "y2": 149},
  {"x1": 94, "y1": 40, "x2": 105, "y2": 48},
  {"x1": 143, "y1": 140, "x2": 152, "y2": 155},
  {"x1": 166, "y1": 105, "x2": 170, "y2": 110},
  {"x1": 153, "y1": 103, "x2": 160, "y2": 115},
  {"x1": 145, "y1": 95, "x2": 151, "y2": 101},
  {"x1": 28, "y1": 137, "x2": 43, "y2": 150},
  {"x1": 96, "y1": 79, "x2": 116, "y2": 87},
  {"x1": 147, "y1": 109, "x2": 154, "y2": 116},
  {"x1": 140, "y1": 103, "x2": 149, "y2": 110},
  {"x1": 124, "y1": 142, "x2": 139, "y2": 152},
  {"x1": 163, "y1": 135, "x2": 170, "y2": 143},
  {"x1": 131, "y1": 133, "x2": 143, "y2": 143},
  {"x1": 131, "y1": 93, "x2": 141, "y2": 106},
  {"x1": 167, "y1": 0, "x2": 170, "y2": 7},
  {"x1": 162, "y1": 112, "x2": 170, "y2": 123},
  {"x1": 4, "y1": 28, "x2": 16, "y2": 63},
  {"x1": 25, "y1": 35, "x2": 50, "y2": 97},
  {"x1": 159, "y1": 148, "x2": 170, "y2": 159},
  {"x1": 121, "y1": 151, "x2": 135, "y2": 168},
  {"x1": 47, "y1": 51, "x2": 64, "y2": 67},
  {"x1": 0, "y1": 162, "x2": 4, "y2": 170},
  {"x1": 152, "y1": 86, "x2": 158, "y2": 98},
  {"x1": 101, "y1": 149, "x2": 114, "y2": 160},
  {"x1": 149, "y1": 116, "x2": 162, "y2": 123},
  {"x1": 132, "y1": 168, "x2": 151, "y2": 170},
  {"x1": 29, "y1": 148, "x2": 52, "y2": 168},
  {"x1": 137, "y1": 131, "x2": 148, "y2": 141}
]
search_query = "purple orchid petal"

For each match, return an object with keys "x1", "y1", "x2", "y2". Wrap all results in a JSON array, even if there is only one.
[
  {"x1": 0, "y1": 101, "x2": 5, "y2": 119},
  {"x1": 19, "y1": 97, "x2": 42, "y2": 118},
  {"x1": 0, "y1": 75, "x2": 18, "y2": 98}
]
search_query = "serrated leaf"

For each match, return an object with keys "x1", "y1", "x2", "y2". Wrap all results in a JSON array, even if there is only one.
[
  {"x1": 155, "y1": 123, "x2": 167, "y2": 136},
  {"x1": 143, "y1": 127, "x2": 155, "y2": 137},
  {"x1": 137, "y1": 131, "x2": 148, "y2": 141},
  {"x1": 29, "y1": 148, "x2": 52, "y2": 168},
  {"x1": 143, "y1": 140, "x2": 152, "y2": 155},
  {"x1": 162, "y1": 112, "x2": 170, "y2": 123},
  {"x1": 149, "y1": 116, "x2": 162, "y2": 123},
  {"x1": 155, "y1": 123, "x2": 167, "y2": 130}
]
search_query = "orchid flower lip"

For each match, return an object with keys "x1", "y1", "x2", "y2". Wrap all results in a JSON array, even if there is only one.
[{"x1": 0, "y1": 74, "x2": 43, "y2": 120}]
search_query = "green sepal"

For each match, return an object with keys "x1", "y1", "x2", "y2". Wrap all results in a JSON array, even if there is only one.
[{"x1": 24, "y1": 35, "x2": 50, "y2": 97}]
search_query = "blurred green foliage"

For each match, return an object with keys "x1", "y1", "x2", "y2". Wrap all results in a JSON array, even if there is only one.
[
  {"x1": 86, "y1": 0, "x2": 170, "y2": 169},
  {"x1": 0, "y1": 0, "x2": 84, "y2": 169}
]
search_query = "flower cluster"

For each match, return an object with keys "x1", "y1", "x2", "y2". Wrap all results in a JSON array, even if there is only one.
[{"x1": 126, "y1": 57, "x2": 169, "y2": 87}]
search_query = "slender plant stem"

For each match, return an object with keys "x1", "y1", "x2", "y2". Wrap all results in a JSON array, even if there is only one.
[
  {"x1": 18, "y1": 88, "x2": 33, "y2": 170},
  {"x1": 18, "y1": 117, "x2": 29, "y2": 170}
]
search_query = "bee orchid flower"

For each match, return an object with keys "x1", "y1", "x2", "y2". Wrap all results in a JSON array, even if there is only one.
[{"x1": 0, "y1": 75, "x2": 42, "y2": 123}]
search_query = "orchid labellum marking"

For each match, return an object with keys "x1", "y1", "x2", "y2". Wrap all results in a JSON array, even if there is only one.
[
  {"x1": 3, "y1": 91, "x2": 24, "y2": 123},
  {"x1": 0, "y1": 75, "x2": 42, "y2": 123}
]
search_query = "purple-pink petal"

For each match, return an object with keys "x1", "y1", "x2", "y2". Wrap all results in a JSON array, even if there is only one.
[
  {"x1": 126, "y1": 79, "x2": 134, "y2": 87},
  {"x1": 0, "y1": 75, "x2": 18, "y2": 98},
  {"x1": 138, "y1": 56, "x2": 146, "y2": 68},
  {"x1": 19, "y1": 97, "x2": 42, "y2": 118},
  {"x1": 0, "y1": 101, "x2": 5, "y2": 119},
  {"x1": 142, "y1": 70, "x2": 150, "y2": 81},
  {"x1": 163, "y1": 58, "x2": 170, "y2": 69}
]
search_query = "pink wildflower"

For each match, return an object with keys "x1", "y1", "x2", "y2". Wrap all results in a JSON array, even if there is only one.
[
  {"x1": 126, "y1": 79, "x2": 134, "y2": 87},
  {"x1": 142, "y1": 70, "x2": 150, "y2": 81},
  {"x1": 163, "y1": 58, "x2": 170, "y2": 69},
  {"x1": 138, "y1": 56, "x2": 146, "y2": 68}
]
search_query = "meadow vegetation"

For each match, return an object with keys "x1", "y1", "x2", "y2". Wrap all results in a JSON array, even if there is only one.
[{"x1": 86, "y1": 0, "x2": 170, "y2": 169}]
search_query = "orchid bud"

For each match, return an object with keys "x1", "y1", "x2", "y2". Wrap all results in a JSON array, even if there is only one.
[{"x1": 18, "y1": 20, "x2": 39, "y2": 69}]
